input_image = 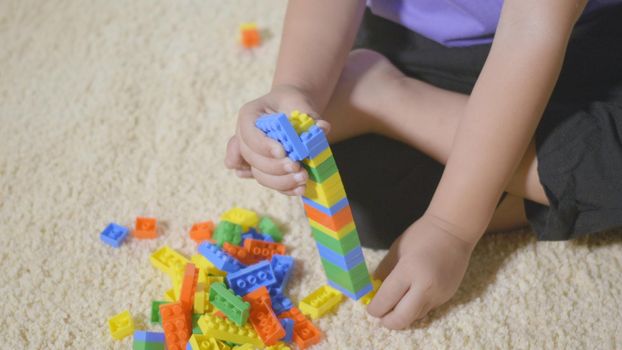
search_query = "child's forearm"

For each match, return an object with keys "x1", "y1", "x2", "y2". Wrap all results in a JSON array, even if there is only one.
[
  {"x1": 427, "y1": 0, "x2": 587, "y2": 243},
  {"x1": 272, "y1": 0, "x2": 366, "y2": 111}
]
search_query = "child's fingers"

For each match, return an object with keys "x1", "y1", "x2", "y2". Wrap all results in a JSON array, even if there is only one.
[
  {"x1": 380, "y1": 287, "x2": 427, "y2": 330},
  {"x1": 279, "y1": 185, "x2": 306, "y2": 197},
  {"x1": 373, "y1": 236, "x2": 403, "y2": 281},
  {"x1": 251, "y1": 167, "x2": 308, "y2": 192},
  {"x1": 239, "y1": 138, "x2": 299, "y2": 176},
  {"x1": 235, "y1": 169, "x2": 253, "y2": 179},
  {"x1": 366, "y1": 266, "x2": 410, "y2": 318},
  {"x1": 238, "y1": 105, "x2": 286, "y2": 159},
  {"x1": 315, "y1": 119, "x2": 332, "y2": 135},
  {"x1": 224, "y1": 136, "x2": 250, "y2": 171}
]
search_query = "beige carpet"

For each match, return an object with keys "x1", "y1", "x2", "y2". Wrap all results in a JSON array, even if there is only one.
[{"x1": 1, "y1": 1, "x2": 621, "y2": 348}]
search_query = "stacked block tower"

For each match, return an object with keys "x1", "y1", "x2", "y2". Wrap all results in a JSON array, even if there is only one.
[{"x1": 256, "y1": 111, "x2": 373, "y2": 300}]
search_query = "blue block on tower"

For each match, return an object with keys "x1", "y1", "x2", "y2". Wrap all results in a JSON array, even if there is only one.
[
  {"x1": 256, "y1": 113, "x2": 309, "y2": 161},
  {"x1": 300, "y1": 125, "x2": 329, "y2": 159},
  {"x1": 301, "y1": 197, "x2": 349, "y2": 216},
  {"x1": 327, "y1": 280, "x2": 373, "y2": 300},
  {"x1": 316, "y1": 241, "x2": 365, "y2": 270}
]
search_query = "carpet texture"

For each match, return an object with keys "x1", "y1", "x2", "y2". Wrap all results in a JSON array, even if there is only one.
[{"x1": 1, "y1": 1, "x2": 621, "y2": 349}]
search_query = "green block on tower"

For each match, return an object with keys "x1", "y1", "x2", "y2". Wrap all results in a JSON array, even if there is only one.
[
  {"x1": 320, "y1": 258, "x2": 371, "y2": 294},
  {"x1": 302, "y1": 155, "x2": 338, "y2": 183},
  {"x1": 311, "y1": 226, "x2": 361, "y2": 255}
]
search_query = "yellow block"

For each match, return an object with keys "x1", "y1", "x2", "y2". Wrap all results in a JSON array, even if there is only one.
[
  {"x1": 194, "y1": 268, "x2": 208, "y2": 314},
  {"x1": 309, "y1": 218, "x2": 355, "y2": 240},
  {"x1": 192, "y1": 254, "x2": 226, "y2": 276},
  {"x1": 266, "y1": 343, "x2": 291, "y2": 350},
  {"x1": 108, "y1": 310, "x2": 134, "y2": 340},
  {"x1": 189, "y1": 334, "x2": 232, "y2": 350},
  {"x1": 303, "y1": 147, "x2": 332, "y2": 168},
  {"x1": 163, "y1": 288, "x2": 176, "y2": 302},
  {"x1": 304, "y1": 172, "x2": 346, "y2": 208},
  {"x1": 150, "y1": 246, "x2": 189, "y2": 277},
  {"x1": 288, "y1": 110, "x2": 314, "y2": 134},
  {"x1": 233, "y1": 344, "x2": 255, "y2": 350},
  {"x1": 359, "y1": 279, "x2": 382, "y2": 305},
  {"x1": 299, "y1": 285, "x2": 343, "y2": 320},
  {"x1": 220, "y1": 207, "x2": 260, "y2": 231},
  {"x1": 198, "y1": 313, "x2": 263, "y2": 348}
]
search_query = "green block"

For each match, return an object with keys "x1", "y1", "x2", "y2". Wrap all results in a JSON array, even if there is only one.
[
  {"x1": 258, "y1": 216, "x2": 283, "y2": 242},
  {"x1": 133, "y1": 340, "x2": 165, "y2": 350},
  {"x1": 320, "y1": 258, "x2": 371, "y2": 294},
  {"x1": 209, "y1": 282, "x2": 250, "y2": 326},
  {"x1": 192, "y1": 313, "x2": 202, "y2": 334},
  {"x1": 302, "y1": 155, "x2": 338, "y2": 183},
  {"x1": 150, "y1": 300, "x2": 169, "y2": 325},
  {"x1": 214, "y1": 221, "x2": 242, "y2": 247},
  {"x1": 311, "y1": 226, "x2": 361, "y2": 255}
]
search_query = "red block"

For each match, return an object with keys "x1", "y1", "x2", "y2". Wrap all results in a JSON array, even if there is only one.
[{"x1": 160, "y1": 302, "x2": 191, "y2": 350}]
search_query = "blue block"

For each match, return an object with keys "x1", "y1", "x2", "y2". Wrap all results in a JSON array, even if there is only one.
[
  {"x1": 226, "y1": 260, "x2": 277, "y2": 296},
  {"x1": 134, "y1": 331, "x2": 165, "y2": 343},
  {"x1": 270, "y1": 289, "x2": 294, "y2": 315},
  {"x1": 241, "y1": 230, "x2": 274, "y2": 245},
  {"x1": 316, "y1": 242, "x2": 365, "y2": 270},
  {"x1": 279, "y1": 318, "x2": 294, "y2": 343},
  {"x1": 327, "y1": 280, "x2": 373, "y2": 300},
  {"x1": 300, "y1": 125, "x2": 330, "y2": 159},
  {"x1": 198, "y1": 242, "x2": 243, "y2": 273},
  {"x1": 186, "y1": 342, "x2": 192, "y2": 350},
  {"x1": 100, "y1": 223, "x2": 129, "y2": 248},
  {"x1": 256, "y1": 113, "x2": 309, "y2": 161},
  {"x1": 301, "y1": 197, "x2": 349, "y2": 216},
  {"x1": 270, "y1": 254, "x2": 294, "y2": 291}
]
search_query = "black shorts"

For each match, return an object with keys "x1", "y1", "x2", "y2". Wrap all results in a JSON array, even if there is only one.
[{"x1": 334, "y1": 7, "x2": 622, "y2": 249}]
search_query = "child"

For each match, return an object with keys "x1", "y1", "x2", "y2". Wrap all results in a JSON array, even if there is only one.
[{"x1": 225, "y1": 0, "x2": 622, "y2": 329}]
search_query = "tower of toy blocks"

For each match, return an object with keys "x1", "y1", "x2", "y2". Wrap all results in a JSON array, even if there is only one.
[{"x1": 256, "y1": 111, "x2": 373, "y2": 300}]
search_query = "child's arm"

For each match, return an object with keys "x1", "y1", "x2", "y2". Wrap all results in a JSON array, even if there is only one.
[
  {"x1": 368, "y1": 0, "x2": 588, "y2": 329},
  {"x1": 225, "y1": 0, "x2": 365, "y2": 194}
]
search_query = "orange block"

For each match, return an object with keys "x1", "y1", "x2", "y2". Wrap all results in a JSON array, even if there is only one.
[
  {"x1": 160, "y1": 302, "x2": 191, "y2": 350},
  {"x1": 240, "y1": 24, "x2": 261, "y2": 48},
  {"x1": 132, "y1": 217, "x2": 157, "y2": 239},
  {"x1": 222, "y1": 242, "x2": 260, "y2": 266},
  {"x1": 189, "y1": 221, "x2": 214, "y2": 243},
  {"x1": 243, "y1": 239, "x2": 286, "y2": 261},
  {"x1": 179, "y1": 263, "x2": 199, "y2": 312},
  {"x1": 279, "y1": 307, "x2": 322, "y2": 350},
  {"x1": 213, "y1": 310, "x2": 226, "y2": 319},
  {"x1": 303, "y1": 203, "x2": 353, "y2": 232},
  {"x1": 243, "y1": 287, "x2": 284, "y2": 346}
]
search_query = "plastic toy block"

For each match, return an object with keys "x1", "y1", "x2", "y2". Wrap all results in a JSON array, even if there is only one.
[
  {"x1": 133, "y1": 216, "x2": 158, "y2": 239},
  {"x1": 240, "y1": 229, "x2": 263, "y2": 242},
  {"x1": 269, "y1": 290, "x2": 293, "y2": 316},
  {"x1": 288, "y1": 110, "x2": 314, "y2": 134},
  {"x1": 303, "y1": 202, "x2": 353, "y2": 232},
  {"x1": 279, "y1": 318, "x2": 294, "y2": 343},
  {"x1": 243, "y1": 286, "x2": 272, "y2": 307},
  {"x1": 150, "y1": 246, "x2": 190, "y2": 277},
  {"x1": 243, "y1": 289, "x2": 285, "y2": 345},
  {"x1": 299, "y1": 125, "x2": 329, "y2": 159},
  {"x1": 298, "y1": 285, "x2": 343, "y2": 320},
  {"x1": 135, "y1": 331, "x2": 166, "y2": 343},
  {"x1": 301, "y1": 155, "x2": 338, "y2": 184},
  {"x1": 320, "y1": 258, "x2": 371, "y2": 295},
  {"x1": 226, "y1": 260, "x2": 277, "y2": 296},
  {"x1": 190, "y1": 221, "x2": 214, "y2": 244},
  {"x1": 108, "y1": 310, "x2": 134, "y2": 340},
  {"x1": 100, "y1": 223, "x2": 129, "y2": 248},
  {"x1": 303, "y1": 172, "x2": 346, "y2": 208},
  {"x1": 188, "y1": 334, "x2": 231, "y2": 350},
  {"x1": 240, "y1": 23, "x2": 261, "y2": 48},
  {"x1": 243, "y1": 239, "x2": 286, "y2": 261},
  {"x1": 359, "y1": 278, "x2": 382, "y2": 305},
  {"x1": 257, "y1": 217, "x2": 283, "y2": 242},
  {"x1": 301, "y1": 196, "x2": 348, "y2": 216},
  {"x1": 209, "y1": 282, "x2": 251, "y2": 326},
  {"x1": 160, "y1": 302, "x2": 192, "y2": 350},
  {"x1": 310, "y1": 225, "x2": 360, "y2": 256},
  {"x1": 232, "y1": 344, "x2": 254, "y2": 350},
  {"x1": 133, "y1": 341, "x2": 166, "y2": 350},
  {"x1": 192, "y1": 313, "x2": 202, "y2": 334},
  {"x1": 302, "y1": 147, "x2": 332, "y2": 168},
  {"x1": 327, "y1": 280, "x2": 373, "y2": 300},
  {"x1": 308, "y1": 219, "x2": 356, "y2": 240},
  {"x1": 278, "y1": 307, "x2": 322, "y2": 350},
  {"x1": 223, "y1": 242, "x2": 259, "y2": 266},
  {"x1": 270, "y1": 255, "x2": 294, "y2": 291},
  {"x1": 316, "y1": 242, "x2": 365, "y2": 270},
  {"x1": 151, "y1": 300, "x2": 170, "y2": 324},
  {"x1": 179, "y1": 263, "x2": 199, "y2": 312},
  {"x1": 198, "y1": 242, "x2": 243, "y2": 273},
  {"x1": 255, "y1": 113, "x2": 309, "y2": 161},
  {"x1": 214, "y1": 221, "x2": 243, "y2": 247},
  {"x1": 198, "y1": 313, "x2": 263, "y2": 347},
  {"x1": 164, "y1": 288, "x2": 176, "y2": 302},
  {"x1": 221, "y1": 208, "x2": 260, "y2": 231},
  {"x1": 266, "y1": 343, "x2": 291, "y2": 350},
  {"x1": 194, "y1": 285, "x2": 207, "y2": 314},
  {"x1": 191, "y1": 254, "x2": 227, "y2": 276}
]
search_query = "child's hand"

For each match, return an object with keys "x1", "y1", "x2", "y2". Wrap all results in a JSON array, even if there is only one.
[
  {"x1": 225, "y1": 85, "x2": 330, "y2": 196},
  {"x1": 367, "y1": 214, "x2": 475, "y2": 329}
]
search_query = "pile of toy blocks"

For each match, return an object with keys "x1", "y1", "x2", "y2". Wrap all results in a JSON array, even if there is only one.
[
  {"x1": 107, "y1": 207, "x2": 382, "y2": 349},
  {"x1": 256, "y1": 111, "x2": 373, "y2": 300}
]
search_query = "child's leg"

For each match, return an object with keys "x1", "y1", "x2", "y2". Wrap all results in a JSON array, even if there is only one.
[{"x1": 321, "y1": 49, "x2": 542, "y2": 232}]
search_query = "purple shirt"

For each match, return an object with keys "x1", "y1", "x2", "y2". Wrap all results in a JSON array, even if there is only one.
[{"x1": 367, "y1": 0, "x2": 621, "y2": 47}]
